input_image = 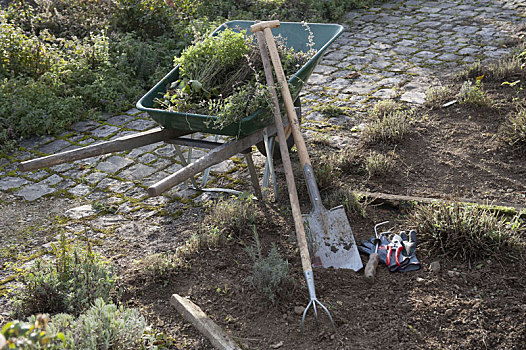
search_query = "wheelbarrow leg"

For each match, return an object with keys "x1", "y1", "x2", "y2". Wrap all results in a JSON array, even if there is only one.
[
  {"x1": 243, "y1": 152, "x2": 263, "y2": 200},
  {"x1": 172, "y1": 143, "x2": 200, "y2": 189},
  {"x1": 262, "y1": 129, "x2": 278, "y2": 201},
  {"x1": 201, "y1": 135, "x2": 220, "y2": 187}
]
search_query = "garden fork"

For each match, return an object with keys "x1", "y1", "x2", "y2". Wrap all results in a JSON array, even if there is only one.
[{"x1": 251, "y1": 20, "x2": 335, "y2": 333}]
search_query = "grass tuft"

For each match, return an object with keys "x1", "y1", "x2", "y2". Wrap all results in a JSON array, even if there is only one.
[
  {"x1": 457, "y1": 53, "x2": 524, "y2": 83},
  {"x1": 323, "y1": 187, "x2": 369, "y2": 218},
  {"x1": 364, "y1": 151, "x2": 395, "y2": 178},
  {"x1": 457, "y1": 80, "x2": 492, "y2": 107},
  {"x1": 12, "y1": 233, "x2": 115, "y2": 317},
  {"x1": 313, "y1": 104, "x2": 350, "y2": 118},
  {"x1": 364, "y1": 109, "x2": 412, "y2": 143},
  {"x1": 406, "y1": 202, "x2": 525, "y2": 262},
  {"x1": 371, "y1": 99, "x2": 403, "y2": 118},
  {"x1": 500, "y1": 107, "x2": 526, "y2": 148},
  {"x1": 203, "y1": 193, "x2": 258, "y2": 236},
  {"x1": 425, "y1": 85, "x2": 454, "y2": 108}
]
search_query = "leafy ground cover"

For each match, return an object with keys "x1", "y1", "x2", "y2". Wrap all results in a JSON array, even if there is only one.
[{"x1": 0, "y1": 0, "x2": 379, "y2": 153}]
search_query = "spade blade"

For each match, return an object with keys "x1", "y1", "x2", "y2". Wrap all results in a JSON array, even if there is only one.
[{"x1": 305, "y1": 205, "x2": 363, "y2": 271}]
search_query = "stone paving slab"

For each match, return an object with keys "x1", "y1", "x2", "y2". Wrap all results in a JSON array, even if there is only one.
[{"x1": 0, "y1": 0, "x2": 524, "y2": 205}]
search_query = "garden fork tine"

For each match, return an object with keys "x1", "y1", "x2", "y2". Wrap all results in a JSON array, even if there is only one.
[{"x1": 251, "y1": 20, "x2": 335, "y2": 332}]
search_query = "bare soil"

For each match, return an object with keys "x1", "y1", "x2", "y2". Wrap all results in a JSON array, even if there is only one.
[{"x1": 340, "y1": 82, "x2": 526, "y2": 206}]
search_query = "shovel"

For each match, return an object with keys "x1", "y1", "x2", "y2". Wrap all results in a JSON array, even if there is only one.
[
  {"x1": 253, "y1": 21, "x2": 363, "y2": 272},
  {"x1": 252, "y1": 21, "x2": 335, "y2": 332}
]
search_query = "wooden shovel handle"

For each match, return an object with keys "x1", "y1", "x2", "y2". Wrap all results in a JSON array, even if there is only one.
[
  {"x1": 364, "y1": 253, "x2": 380, "y2": 283},
  {"x1": 262, "y1": 27, "x2": 311, "y2": 169},
  {"x1": 255, "y1": 28, "x2": 312, "y2": 274}
]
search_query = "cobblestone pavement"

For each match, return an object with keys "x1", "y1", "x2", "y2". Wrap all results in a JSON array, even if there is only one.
[{"x1": 0, "y1": 0, "x2": 525, "y2": 208}]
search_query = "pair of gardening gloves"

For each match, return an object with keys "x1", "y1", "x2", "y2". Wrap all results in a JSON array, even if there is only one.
[{"x1": 359, "y1": 230, "x2": 421, "y2": 272}]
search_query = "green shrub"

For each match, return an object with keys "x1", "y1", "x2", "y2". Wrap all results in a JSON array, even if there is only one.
[
  {"x1": 189, "y1": 0, "x2": 381, "y2": 22},
  {"x1": 0, "y1": 0, "x2": 382, "y2": 150},
  {"x1": 3, "y1": 300, "x2": 148, "y2": 350},
  {"x1": 5, "y1": 0, "x2": 114, "y2": 39},
  {"x1": 245, "y1": 229, "x2": 290, "y2": 304},
  {"x1": 1, "y1": 315, "x2": 65, "y2": 350},
  {"x1": 112, "y1": 0, "x2": 185, "y2": 39},
  {"x1": 406, "y1": 202, "x2": 525, "y2": 262},
  {"x1": 0, "y1": 17, "x2": 51, "y2": 79},
  {"x1": 13, "y1": 234, "x2": 115, "y2": 317}
]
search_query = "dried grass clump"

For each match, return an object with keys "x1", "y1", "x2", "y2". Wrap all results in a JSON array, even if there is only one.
[
  {"x1": 425, "y1": 85, "x2": 454, "y2": 108},
  {"x1": 500, "y1": 108, "x2": 526, "y2": 148},
  {"x1": 364, "y1": 151, "x2": 395, "y2": 178},
  {"x1": 406, "y1": 202, "x2": 525, "y2": 262},
  {"x1": 364, "y1": 109, "x2": 413, "y2": 144}
]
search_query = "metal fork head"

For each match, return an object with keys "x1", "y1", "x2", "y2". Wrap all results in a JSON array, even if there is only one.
[{"x1": 301, "y1": 270, "x2": 336, "y2": 334}]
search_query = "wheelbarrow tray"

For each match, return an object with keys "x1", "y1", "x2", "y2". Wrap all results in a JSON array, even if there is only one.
[{"x1": 136, "y1": 20, "x2": 343, "y2": 137}]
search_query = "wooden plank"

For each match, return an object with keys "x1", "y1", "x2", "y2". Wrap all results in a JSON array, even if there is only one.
[
  {"x1": 148, "y1": 125, "x2": 276, "y2": 196},
  {"x1": 170, "y1": 294, "x2": 242, "y2": 350},
  {"x1": 19, "y1": 128, "x2": 188, "y2": 172},
  {"x1": 358, "y1": 191, "x2": 526, "y2": 211}
]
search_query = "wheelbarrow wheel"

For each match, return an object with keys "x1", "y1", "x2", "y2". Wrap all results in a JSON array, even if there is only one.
[{"x1": 256, "y1": 98, "x2": 301, "y2": 160}]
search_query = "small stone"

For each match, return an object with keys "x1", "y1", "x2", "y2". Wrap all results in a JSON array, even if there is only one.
[
  {"x1": 416, "y1": 277, "x2": 425, "y2": 282},
  {"x1": 65, "y1": 205, "x2": 96, "y2": 219},
  {"x1": 69, "y1": 184, "x2": 92, "y2": 197},
  {"x1": 429, "y1": 261, "x2": 441, "y2": 273},
  {"x1": 270, "y1": 341, "x2": 283, "y2": 349},
  {"x1": 91, "y1": 125, "x2": 120, "y2": 139},
  {"x1": 96, "y1": 156, "x2": 133, "y2": 173},
  {"x1": 445, "y1": 309, "x2": 453, "y2": 317},
  {"x1": 401, "y1": 90, "x2": 426, "y2": 104},
  {"x1": 294, "y1": 306, "x2": 304, "y2": 315},
  {"x1": 126, "y1": 119, "x2": 157, "y2": 131},
  {"x1": 15, "y1": 183, "x2": 55, "y2": 201},
  {"x1": 448, "y1": 270, "x2": 461, "y2": 278},
  {"x1": 0, "y1": 177, "x2": 30, "y2": 191},
  {"x1": 41, "y1": 174, "x2": 63, "y2": 186},
  {"x1": 120, "y1": 163, "x2": 156, "y2": 180},
  {"x1": 39, "y1": 139, "x2": 71, "y2": 154}
]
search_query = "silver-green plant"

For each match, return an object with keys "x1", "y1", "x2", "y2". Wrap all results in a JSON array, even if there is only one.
[
  {"x1": 245, "y1": 228, "x2": 290, "y2": 304},
  {"x1": 13, "y1": 233, "x2": 115, "y2": 317},
  {"x1": 457, "y1": 79, "x2": 492, "y2": 107},
  {"x1": 406, "y1": 202, "x2": 525, "y2": 262},
  {"x1": 46, "y1": 299, "x2": 147, "y2": 350},
  {"x1": 364, "y1": 109, "x2": 412, "y2": 143},
  {"x1": 425, "y1": 85, "x2": 453, "y2": 108}
]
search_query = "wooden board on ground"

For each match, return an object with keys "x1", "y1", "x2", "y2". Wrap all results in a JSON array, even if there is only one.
[
  {"x1": 170, "y1": 294, "x2": 242, "y2": 350},
  {"x1": 359, "y1": 191, "x2": 525, "y2": 211}
]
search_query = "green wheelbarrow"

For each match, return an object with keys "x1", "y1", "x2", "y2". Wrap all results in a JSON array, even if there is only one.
[{"x1": 20, "y1": 21, "x2": 343, "y2": 199}]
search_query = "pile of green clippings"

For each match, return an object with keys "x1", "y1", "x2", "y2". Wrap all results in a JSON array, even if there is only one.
[{"x1": 154, "y1": 28, "x2": 314, "y2": 128}]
